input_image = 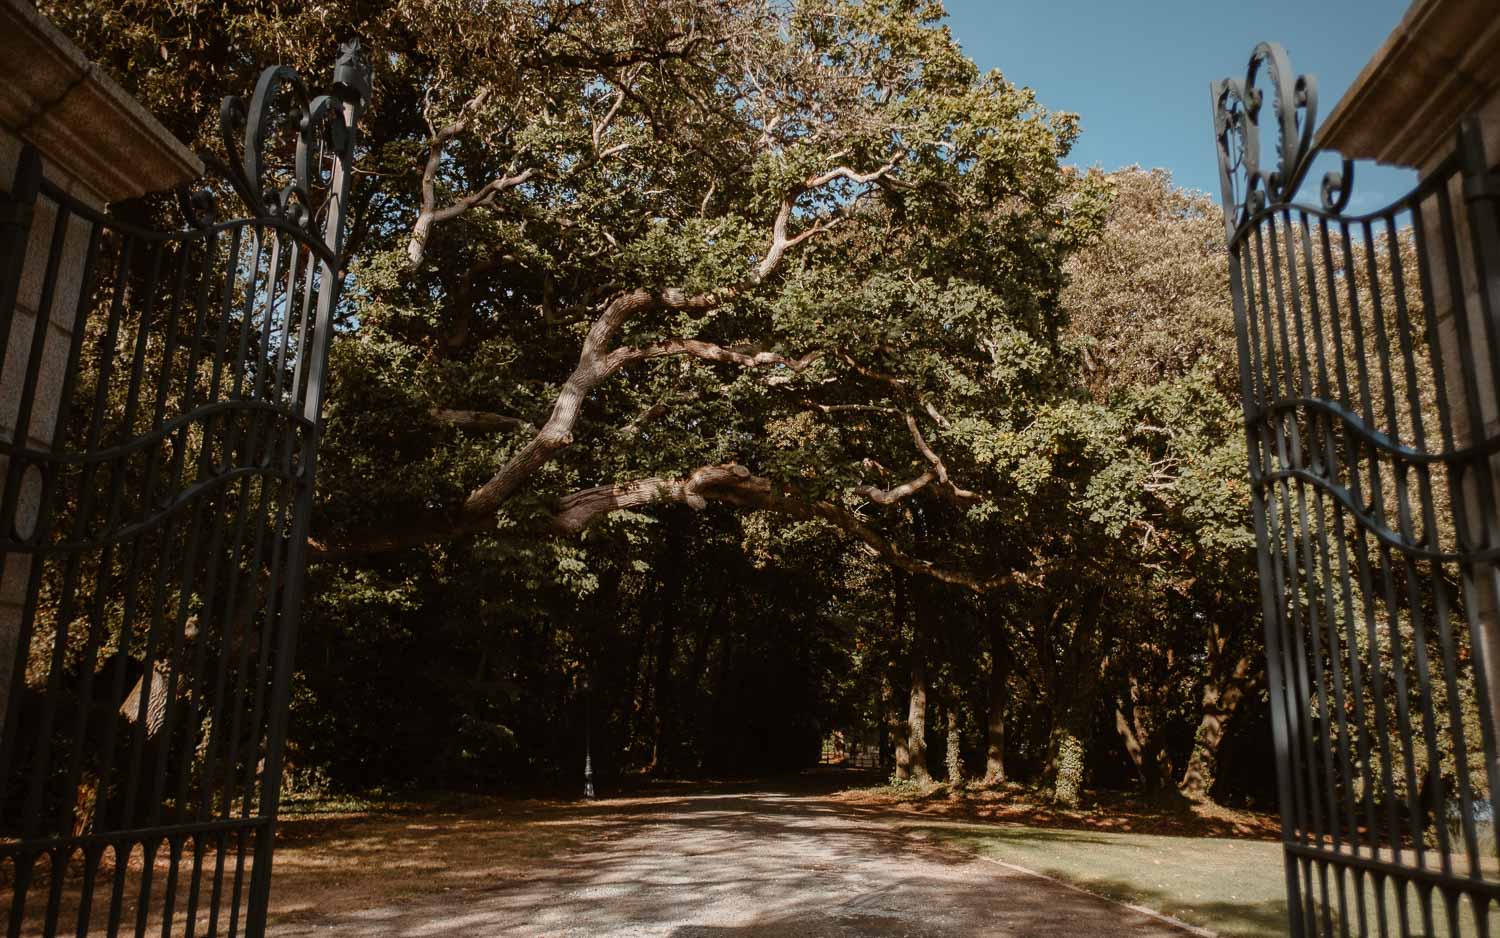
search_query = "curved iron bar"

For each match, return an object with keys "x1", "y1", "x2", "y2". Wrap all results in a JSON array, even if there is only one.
[
  {"x1": 0, "y1": 463, "x2": 302, "y2": 557},
  {"x1": 1248, "y1": 464, "x2": 1489, "y2": 564},
  {"x1": 0, "y1": 399, "x2": 313, "y2": 468},
  {"x1": 1227, "y1": 150, "x2": 1461, "y2": 251},
  {"x1": 41, "y1": 177, "x2": 341, "y2": 268},
  {"x1": 1255, "y1": 397, "x2": 1500, "y2": 467},
  {"x1": 1211, "y1": 40, "x2": 1354, "y2": 240}
]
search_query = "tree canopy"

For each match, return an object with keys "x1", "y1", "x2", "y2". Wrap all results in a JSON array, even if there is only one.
[{"x1": 38, "y1": 0, "x2": 1363, "y2": 807}]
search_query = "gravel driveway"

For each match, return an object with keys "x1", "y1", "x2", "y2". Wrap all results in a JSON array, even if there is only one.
[{"x1": 268, "y1": 782, "x2": 1200, "y2": 937}]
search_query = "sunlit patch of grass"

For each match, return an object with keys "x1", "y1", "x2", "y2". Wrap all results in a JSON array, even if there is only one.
[
  {"x1": 912, "y1": 819, "x2": 1288, "y2": 937},
  {"x1": 922, "y1": 819, "x2": 1490, "y2": 938},
  {"x1": 850, "y1": 781, "x2": 949, "y2": 799},
  {"x1": 279, "y1": 790, "x2": 392, "y2": 817}
]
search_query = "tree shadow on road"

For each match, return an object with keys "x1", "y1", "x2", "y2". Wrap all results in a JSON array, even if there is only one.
[{"x1": 266, "y1": 775, "x2": 1209, "y2": 936}]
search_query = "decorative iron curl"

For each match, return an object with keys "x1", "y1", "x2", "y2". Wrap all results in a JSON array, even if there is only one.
[
  {"x1": 1211, "y1": 42, "x2": 1354, "y2": 238},
  {"x1": 188, "y1": 41, "x2": 370, "y2": 232}
]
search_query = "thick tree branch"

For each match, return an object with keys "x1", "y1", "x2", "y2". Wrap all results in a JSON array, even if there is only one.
[
  {"x1": 905, "y1": 412, "x2": 979, "y2": 502},
  {"x1": 804, "y1": 161, "x2": 902, "y2": 189},
  {"x1": 853, "y1": 471, "x2": 936, "y2": 505},
  {"x1": 551, "y1": 463, "x2": 1021, "y2": 592},
  {"x1": 592, "y1": 69, "x2": 639, "y2": 155},
  {"x1": 460, "y1": 286, "x2": 732, "y2": 519},
  {"x1": 408, "y1": 87, "x2": 498, "y2": 266},
  {"x1": 430, "y1": 408, "x2": 533, "y2": 433},
  {"x1": 408, "y1": 65, "x2": 650, "y2": 269},
  {"x1": 458, "y1": 157, "x2": 894, "y2": 520},
  {"x1": 754, "y1": 157, "x2": 901, "y2": 281},
  {"x1": 804, "y1": 401, "x2": 899, "y2": 416},
  {"x1": 551, "y1": 464, "x2": 755, "y2": 533},
  {"x1": 607, "y1": 338, "x2": 820, "y2": 374},
  {"x1": 407, "y1": 165, "x2": 535, "y2": 267}
]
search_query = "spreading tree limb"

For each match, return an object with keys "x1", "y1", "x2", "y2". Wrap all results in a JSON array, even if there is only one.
[{"x1": 552, "y1": 463, "x2": 1025, "y2": 593}]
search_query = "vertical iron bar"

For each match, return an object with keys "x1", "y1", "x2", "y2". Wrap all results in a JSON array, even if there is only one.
[
  {"x1": 12, "y1": 201, "x2": 83, "y2": 837},
  {"x1": 1383, "y1": 206, "x2": 1459, "y2": 877},
  {"x1": 245, "y1": 84, "x2": 363, "y2": 933},
  {"x1": 1454, "y1": 116, "x2": 1500, "y2": 880},
  {"x1": 0, "y1": 145, "x2": 41, "y2": 376},
  {"x1": 1243, "y1": 211, "x2": 1308, "y2": 935},
  {"x1": 1359, "y1": 214, "x2": 1428, "y2": 887}
]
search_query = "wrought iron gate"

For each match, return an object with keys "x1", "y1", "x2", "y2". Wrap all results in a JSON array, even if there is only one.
[
  {"x1": 1215, "y1": 43, "x2": 1500, "y2": 937},
  {"x1": 0, "y1": 45, "x2": 368, "y2": 937}
]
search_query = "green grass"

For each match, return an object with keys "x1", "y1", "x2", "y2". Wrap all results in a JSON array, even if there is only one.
[
  {"x1": 915, "y1": 820, "x2": 1491, "y2": 938},
  {"x1": 909, "y1": 820, "x2": 1289, "y2": 937}
]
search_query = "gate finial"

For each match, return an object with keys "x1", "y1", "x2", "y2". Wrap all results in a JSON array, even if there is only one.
[
  {"x1": 1210, "y1": 42, "x2": 1353, "y2": 239},
  {"x1": 334, "y1": 39, "x2": 372, "y2": 109},
  {"x1": 209, "y1": 42, "x2": 370, "y2": 231}
]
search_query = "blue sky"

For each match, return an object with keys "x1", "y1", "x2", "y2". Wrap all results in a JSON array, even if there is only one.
[{"x1": 941, "y1": 0, "x2": 1416, "y2": 214}]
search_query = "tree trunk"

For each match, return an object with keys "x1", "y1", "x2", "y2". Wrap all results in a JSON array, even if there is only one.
[
  {"x1": 649, "y1": 517, "x2": 686, "y2": 773},
  {"x1": 891, "y1": 572, "x2": 913, "y2": 780},
  {"x1": 945, "y1": 707, "x2": 964, "y2": 789},
  {"x1": 984, "y1": 613, "x2": 1010, "y2": 784},
  {"x1": 1045, "y1": 595, "x2": 1105, "y2": 806},
  {"x1": 1180, "y1": 653, "x2": 1254, "y2": 800},
  {"x1": 1114, "y1": 675, "x2": 1173, "y2": 795},
  {"x1": 882, "y1": 672, "x2": 904, "y2": 776},
  {"x1": 907, "y1": 654, "x2": 930, "y2": 783},
  {"x1": 1051, "y1": 725, "x2": 1087, "y2": 807}
]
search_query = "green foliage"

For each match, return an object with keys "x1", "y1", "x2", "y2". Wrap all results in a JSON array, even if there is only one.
[{"x1": 41, "y1": 4, "x2": 1305, "y2": 805}]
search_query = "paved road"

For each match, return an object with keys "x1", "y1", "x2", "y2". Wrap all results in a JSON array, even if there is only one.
[{"x1": 269, "y1": 784, "x2": 1197, "y2": 937}]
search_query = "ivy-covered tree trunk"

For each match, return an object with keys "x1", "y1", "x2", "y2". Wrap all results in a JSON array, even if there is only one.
[
  {"x1": 1049, "y1": 722, "x2": 1087, "y2": 807},
  {"x1": 906, "y1": 574, "x2": 933, "y2": 783},
  {"x1": 945, "y1": 707, "x2": 964, "y2": 788},
  {"x1": 1045, "y1": 597, "x2": 1105, "y2": 806},
  {"x1": 890, "y1": 572, "x2": 914, "y2": 780},
  {"x1": 985, "y1": 614, "x2": 1010, "y2": 784}
]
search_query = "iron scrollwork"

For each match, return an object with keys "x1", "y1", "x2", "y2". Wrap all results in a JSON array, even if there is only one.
[
  {"x1": 1211, "y1": 41, "x2": 1353, "y2": 238},
  {"x1": 190, "y1": 40, "x2": 371, "y2": 232}
]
